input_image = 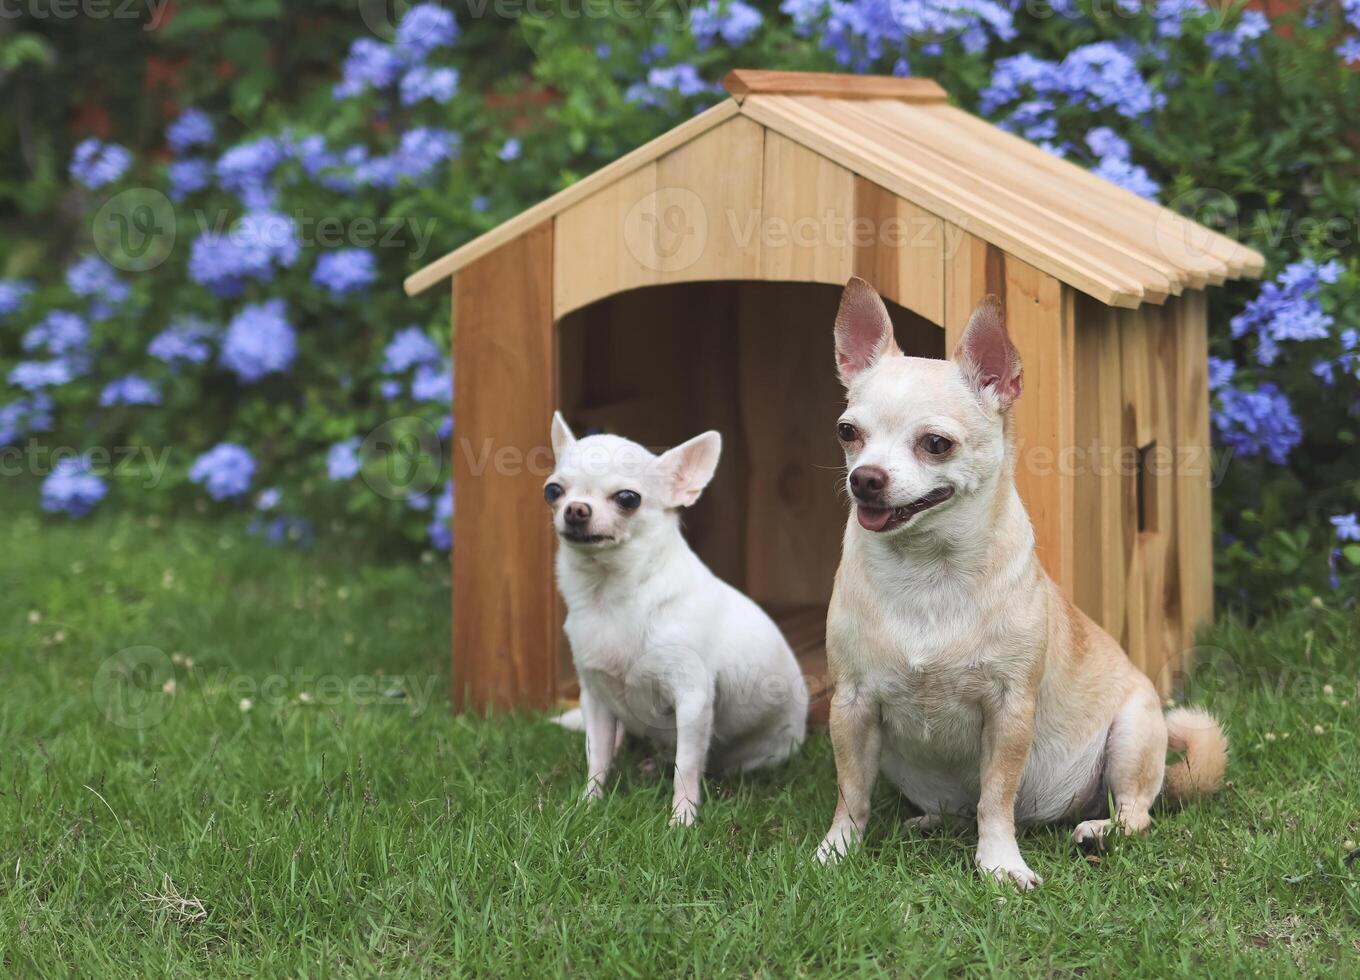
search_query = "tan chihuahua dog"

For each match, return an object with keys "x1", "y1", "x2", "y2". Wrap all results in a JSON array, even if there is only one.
[{"x1": 815, "y1": 278, "x2": 1227, "y2": 889}]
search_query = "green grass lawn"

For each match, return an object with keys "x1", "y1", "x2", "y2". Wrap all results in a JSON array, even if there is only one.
[{"x1": 1, "y1": 505, "x2": 1358, "y2": 976}]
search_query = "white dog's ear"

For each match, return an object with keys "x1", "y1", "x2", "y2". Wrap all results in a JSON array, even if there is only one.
[
  {"x1": 952, "y1": 295, "x2": 1023, "y2": 412},
  {"x1": 834, "y1": 276, "x2": 900, "y2": 386},
  {"x1": 657, "y1": 431, "x2": 722, "y2": 507},
  {"x1": 550, "y1": 411, "x2": 576, "y2": 458}
]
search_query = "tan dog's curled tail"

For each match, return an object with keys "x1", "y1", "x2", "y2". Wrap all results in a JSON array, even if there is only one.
[{"x1": 1162, "y1": 707, "x2": 1228, "y2": 803}]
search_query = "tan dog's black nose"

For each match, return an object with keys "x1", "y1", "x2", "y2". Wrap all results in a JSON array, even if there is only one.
[
  {"x1": 564, "y1": 501, "x2": 592, "y2": 527},
  {"x1": 849, "y1": 465, "x2": 888, "y2": 503}
]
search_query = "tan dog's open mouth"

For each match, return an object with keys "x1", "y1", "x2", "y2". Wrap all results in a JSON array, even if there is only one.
[{"x1": 856, "y1": 486, "x2": 955, "y2": 532}]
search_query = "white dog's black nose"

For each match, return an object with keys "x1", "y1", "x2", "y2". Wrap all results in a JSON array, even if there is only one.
[
  {"x1": 564, "y1": 501, "x2": 592, "y2": 527},
  {"x1": 849, "y1": 465, "x2": 888, "y2": 503}
]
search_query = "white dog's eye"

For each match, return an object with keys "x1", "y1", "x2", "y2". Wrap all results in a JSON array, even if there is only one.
[
  {"x1": 837, "y1": 421, "x2": 859, "y2": 443},
  {"x1": 920, "y1": 434, "x2": 955, "y2": 457},
  {"x1": 544, "y1": 482, "x2": 564, "y2": 503},
  {"x1": 613, "y1": 490, "x2": 641, "y2": 511}
]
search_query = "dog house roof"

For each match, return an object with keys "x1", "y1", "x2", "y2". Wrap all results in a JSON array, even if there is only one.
[{"x1": 404, "y1": 69, "x2": 1264, "y2": 308}]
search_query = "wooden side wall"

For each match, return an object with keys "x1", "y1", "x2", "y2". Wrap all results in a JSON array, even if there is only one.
[
  {"x1": 451, "y1": 222, "x2": 558, "y2": 711},
  {"x1": 1070, "y1": 289, "x2": 1214, "y2": 692}
]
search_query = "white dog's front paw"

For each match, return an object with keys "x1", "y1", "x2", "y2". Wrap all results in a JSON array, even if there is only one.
[
  {"x1": 669, "y1": 797, "x2": 698, "y2": 827},
  {"x1": 976, "y1": 847, "x2": 1042, "y2": 891},
  {"x1": 581, "y1": 781, "x2": 605, "y2": 804}
]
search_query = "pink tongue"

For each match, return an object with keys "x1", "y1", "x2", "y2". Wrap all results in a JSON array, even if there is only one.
[{"x1": 857, "y1": 505, "x2": 893, "y2": 532}]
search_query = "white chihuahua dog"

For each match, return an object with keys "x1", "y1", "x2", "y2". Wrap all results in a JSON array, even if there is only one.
[
  {"x1": 815, "y1": 278, "x2": 1227, "y2": 889},
  {"x1": 547, "y1": 413, "x2": 807, "y2": 825}
]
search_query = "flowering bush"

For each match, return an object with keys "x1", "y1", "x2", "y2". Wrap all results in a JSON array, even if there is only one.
[{"x1": 1, "y1": 0, "x2": 1358, "y2": 603}]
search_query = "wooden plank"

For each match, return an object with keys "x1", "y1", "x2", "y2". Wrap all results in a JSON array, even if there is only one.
[
  {"x1": 405, "y1": 100, "x2": 740, "y2": 295},
  {"x1": 943, "y1": 225, "x2": 989, "y2": 353},
  {"x1": 739, "y1": 94, "x2": 1145, "y2": 308},
  {"x1": 452, "y1": 221, "x2": 556, "y2": 711},
  {"x1": 853, "y1": 178, "x2": 945, "y2": 325},
  {"x1": 915, "y1": 103, "x2": 1245, "y2": 287},
  {"x1": 760, "y1": 130, "x2": 855, "y2": 286},
  {"x1": 723, "y1": 69, "x2": 947, "y2": 104},
  {"x1": 552, "y1": 162, "x2": 658, "y2": 319},
  {"x1": 1174, "y1": 291, "x2": 1214, "y2": 661},
  {"x1": 1003, "y1": 255, "x2": 1073, "y2": 593},
  {"x1": 653, "y1": 114, "x2": 764, "y2": 282}
]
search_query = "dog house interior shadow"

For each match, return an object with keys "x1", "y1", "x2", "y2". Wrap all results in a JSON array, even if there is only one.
[{"x1": 404, "y1": 70, "x2": 1265, "y2": 717}]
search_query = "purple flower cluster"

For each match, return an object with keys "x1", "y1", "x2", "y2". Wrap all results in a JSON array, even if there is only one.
[
  {"x1": 220, "y1": 299, "x2": 297, "y2": 382},
  {"x1": 23, "y1": 311, "x2": 89, "y2": 357},
  {"x1": 626, "y1": 65, "x2": 719, "y2": 107},
  {"x1": 66, "y1": 255, "x2": 130, "y2": 307},
  {"x1": 0, "y1": 279, "x2": 35, "y2": 318},
  {"x1": 70, "y1": 139, "x2": 131, "y2": 189},
  {"x1": 1083, "y1": 127, "x2": 1159, "y2": 199},
  {"x1": 780, "y1": 0, "x2": 1014, "y2": 68},
  {"x1": 216, "y1": 137, "x2": 285, "y2": 207},
  {"x1": 382, "y1": 326, "x2": 442, "y2": 374},
  {"x1": 99, "y1": 374, "x2": 162, "y2": 407},
  {"x1": 400, "y1": 66, "x2": 459, "y2": 106},
  {"x1": 149, "y1": 316, "x2": 214, "y2": 366},
  {"x1": 189, "y1": 210, "x2": 300, "y2": 297},
  {"x1": 312, "y1": 249, "x2": 377, "y2": 297},
  {"x1": 1212, "y1": 382, "x2": 1302, "y2": 464},
  {"x1": 41, "y1": 457, "x2": 107, "y2": 517},
  {"x1": 335, "y1": 4, "x2": 458, "y2": 100},
  {"x1": 690, "y1": 0, "x2": 763, "y2": 48},
  {"x1": 167, "y1": 109, "x2": 215, "y2": 154},
  {"x1": 169, "y1": 159, "x2": 213, "y2": 200},
  {"x1": 428, "y1": 479, "x2": 453, "y2": 550},
  {"x1": 1230, "y1": 259, "x2": 1342, "y2": 366},
  {"x1": 189, "y1": 443, "x2": 256, "y2": 500},
  {"x1": 0, "y1": 394, "x2": 53, "y2": 445},
  {"x1": 984, "y1": 43, "x2": 1165, "y2": 124},
  {"x1": 326, "y1": 437, "x2": 362, "y2": 480}
]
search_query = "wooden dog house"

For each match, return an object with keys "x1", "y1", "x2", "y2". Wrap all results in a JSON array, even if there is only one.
[{"x1": 405, "y1": 69, "x2": 1264, "y2": 713}]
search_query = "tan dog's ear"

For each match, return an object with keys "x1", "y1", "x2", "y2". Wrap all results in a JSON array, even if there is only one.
[
  {"x1": 834, "y1": 277, "x2": 900, "y2": 386},
  {"x1": 952, "y1": 295, "x2": 1023, "y2": 412},
  {"x1": 656, "y1": 431, "x2": 721, "y2": 508},
  {"x1": 550, "y1": 411, "x2": 576, "y2": 459}
]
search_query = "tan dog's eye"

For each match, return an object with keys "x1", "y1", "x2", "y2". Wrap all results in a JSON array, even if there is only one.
[
  {"x1": 921, "y1": 434, "x2": 954, "y2": 457},
  {"x1": 837, "y1": 421, "x2": 859, "y2": 443}
]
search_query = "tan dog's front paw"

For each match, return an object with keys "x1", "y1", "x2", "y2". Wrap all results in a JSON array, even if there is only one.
[
  {"x1": 814, "y1": 825, "x2": 860, "y2": 865},
  {"x1": 976, "y1": 847, "x2": 1042, "y2": 891},
  {"x1": 669, "y1": 797, "x2": 698, "y2": 827},
  {"x1": 1072, "y1": 818, "x2": 1111, "y2": 850}
]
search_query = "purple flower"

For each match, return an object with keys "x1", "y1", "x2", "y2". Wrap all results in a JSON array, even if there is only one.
[
  {"x1": 188, "y1": 210, "x2": 298, "y2": 296},
  {"x1": 0, "y1": 395, "x2": 53, "y2": 444},
  {"x1": 149, "y1": 316, "x2": 214, "y2": 365},
  {"x1": 0, "y1": 279, "x2": 34, "y2": 318},
  {"x1": 412, "y1": 361, "x2": 452, "y2": 403},
  {"x1": 1206, "y1": 10, "x2": 1268, "y2": 63},
  {"x1": 400, "y1": 65, "x2": 459, "y2": 105},
  {"x1": 383, "y1": 326, "x2": 442, "y2": 373},
  {"x1": 334, "y1": 38, "x2": 404, "y2": 98},
  {"x1": 498, "y1": 137, "x2": 522, "y2": 162},
  {"x1": 167, "y1": 109, "x2": 215, "y2": 154},
  {"x1": 1230, "y1": 259, "x2": 1342, "y2": 365},
  {"x1": 326, "y1": 437, "x2": 362, "y2": 480},
  {"x1": 23, "y1": 311, "x2": 88, "y2": 356},
  {"x1": 396, "y1": 3, "x2": 459, "y2": 60},
  {"x1": 1332, "y1": 513, "x2": 1360, "y2": 543},
  {"x1": 215, "y1": 137, "x2": 284, "y2": 202},
  {"x1": 99, "y1": 374, "x2": 162, "y2": 407},
  {"x1": 8, "y1": 360, "x2": 76, "y2": 391},
  {"x1": 626, "y1": 65, "x2": 717, "y2": 107},
  {"x1": 1338, "y1": 37, "x2": 1360, "y2": 65},
  {"x1": 169, "y1": 158, "x2": 212, "y2": 200},
  {"x1": 428, "y1": 479, "x2": 453, "y2": 550},
  {"x1": 380, "y1": 379, "x2": 402, "y2": 399},
  {"x1": 312, "y1": 249, "x2": 377, "y2": 297},
  {"x1": 1207, "y1": 356, "x2": 1236, "y2": 391},
  {"x1": 70, "y1": 139, "x2": 131, "y2": 189},
  {"x1": 1212, "y1": 382, "x2": 1302, "y2": 464},
  {"x1": 189, "y1": 443, "x2": 255, "y2": 500},
  {"x1": 394, "y1": 127, "x2": 458, "y2": 180},
  {"x1": 66, "y1": 255, "x2": 129, "y2": 305},
  {"x1": 985, "y1": 43, "x2": 1163, "y2": 125},
  {"x1": 41, "y1": 457, "x2": 106, "y2": 517},
  {"x1": 690, "y1": 0, "x2": 763, "y2": 47},
  {"x1": 220, "y1": 299, "x2": 296, "y2": 382},
  {"x1": 1090, "y1": 155, "x2": 1160, "y2": 199},
  {"x1": 256, "y1": 486, "x2": 281, "y2": 510}
]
